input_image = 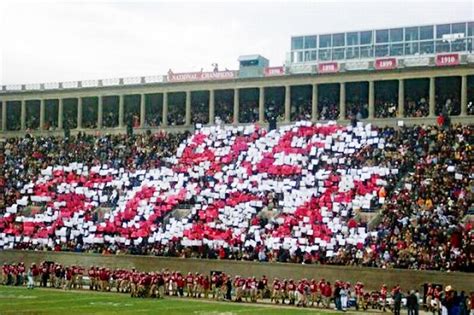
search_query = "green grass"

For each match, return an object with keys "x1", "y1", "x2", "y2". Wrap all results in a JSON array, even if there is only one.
[{"x1": 0, "y1": 286, "x2": 360, "y2": 315}]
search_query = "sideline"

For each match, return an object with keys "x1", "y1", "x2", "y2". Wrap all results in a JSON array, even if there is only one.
[{"x1": 0, "y1": 285, "x2": 390, "y2": 315}]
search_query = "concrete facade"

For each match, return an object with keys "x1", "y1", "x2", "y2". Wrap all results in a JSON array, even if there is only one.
[{"x1": 1, "y1": 66, "x2": 473, "y2": 137}]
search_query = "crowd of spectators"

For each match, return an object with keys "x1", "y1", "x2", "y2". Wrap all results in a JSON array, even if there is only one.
[
  {"x1": 290, "y1": 100, "x2": 312, "y2": 121},
  {"x1": 5, "y1": 110, "x2": 21, "y2": 131},
  {"x1": 346, "y1": 102, "x2": 369, "y2": 120},
  {"x1": 318, "y1": 99, "x2": 339, "y2": 120},
  {"x1": 371, "y1": 124, "x2": 473, "y2": 271},
  {"x1": 167, "y1": 106, "x2": 186, "y2": 126},
  {"x1": 239, "y1": 101, "x2": 259, "y2": 123},
  {"x1": 0, "y1": 121, "x2": 472, "y2": 274},
  {"x1": 191, "y1": 102, "x2": 209, "y2": 125},
  {"x1": 214, "y1": 100, "x2": 234, "y2": 124},
  {"x1": 405, "y1": 97, "x2": 429, "y2": 117},
  {"x1": 436, "y1": 97, "x2": 461, "y2": 116},
  {"x1": 145, "y1": 115, "x2": 162, "y2": 128},
  {"x1": 26, "y1": 117, "x2": 40, "y2": 130},
  {"x1": 3, "y1": 261, "x2": 472, "y2": 313},
  {"x1": 81, "y1": 106, "x2": 98, "y2": 129},
  {"x1": 2, "y1": 97, "x2": 470, "y2": 135},
  {"x1": 375, "y1": 101, "x2": 398, "y2": 118},
  {"x1": 0, "y1": 131, "x2": 189, "y2": 212},
  {"x1": 62, "y1": 107, "x2": 78, "y2": 129},
  {"x1": 103, "y1": 111, "x2": 119, "y2": 128}
]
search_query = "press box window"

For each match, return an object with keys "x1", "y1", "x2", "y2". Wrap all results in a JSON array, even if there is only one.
[
  {"x1": 389, "y1": 28, "x2": 403, "y2": 42},
  {"x1": 420, "y1": 26, "x2": 434, "y2": 40},
  {"x1": 319, "y1": 35, "x2": 331, "y2": 48},
  {"x1": 292, "y1": 37, "x2": 304, "y2": 50},
  {"x1": 360, "y1": 31, "x2": 373, "y2": 45},
  {"x1": 376, "y1": 29, "x2": 389, "y2": 43},
  {"x1": 405, "y1": 27, "x2": 419, "y2": 41},
  {"x1": 304, "y1": 36, "x2": 317, "y2": 49}
]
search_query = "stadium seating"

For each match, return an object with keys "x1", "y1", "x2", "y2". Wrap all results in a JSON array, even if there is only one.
[{"x1": 0, "y1": 122, "x2": 472, "y2": 272}]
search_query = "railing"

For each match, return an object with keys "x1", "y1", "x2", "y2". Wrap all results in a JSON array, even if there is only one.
[
  {"x1": 0, "y1": 116, "x2": 472, "y2": 136},
  {"x1": 1, "y1": 52, "x2": 473, "y2": 94},
  {"x1": 1, "y1": 75, "x2": 167, "y2": 93},
  {"x1": 61, "y1": 81, "x2": 79, "y2": 88},
  {"x1": 102, "y1": 78, "x2": 120, "y2": 86}
]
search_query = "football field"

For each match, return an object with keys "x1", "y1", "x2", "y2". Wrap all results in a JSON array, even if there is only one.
[{"x1": 0, "y1": 286, "x2": 369, "y2": 315}]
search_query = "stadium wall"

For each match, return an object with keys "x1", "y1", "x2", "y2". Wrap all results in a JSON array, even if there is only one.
[
  {"x1": 1, "y1": 65, "x2": 473, "y2": 137},
  {"x1": 1, "y1": 250, "x2": 472, "y2": 292}
]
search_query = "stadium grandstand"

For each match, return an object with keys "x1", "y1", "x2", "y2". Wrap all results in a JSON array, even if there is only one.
[
  {"x1": 0, "y1": 21, "x2": 473, "y2": 132},
  {"x1": 0, "y1": 19, "x2": 473, "y2": 315}
]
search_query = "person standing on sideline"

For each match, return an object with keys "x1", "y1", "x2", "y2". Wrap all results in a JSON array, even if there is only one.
[
  {"x1": 407, "y1": 290, "x2": 419, "y2": 315},
  {"x1": 340, "y1": 283, "x2": 348, "y2": 311},
  {"x1": 225, "y1": 275, "x2": 232, "y2": 301},
  {"x1": 334, "y1": 281, "x2": 342, "y2": 311},
  {"x1": 468, "y1": 291, "x2": 474, "y2": 315},
  {"x1": 27, "y1": 265, "x2": 35, "y2": 289},
  {"x1": 393, "y1": 287, "x2": 403, "y2": 315}
]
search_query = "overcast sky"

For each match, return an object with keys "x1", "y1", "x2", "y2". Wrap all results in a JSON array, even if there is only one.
[{"x1": 0, "y1": 0, "x2": 472, "y2": 85}]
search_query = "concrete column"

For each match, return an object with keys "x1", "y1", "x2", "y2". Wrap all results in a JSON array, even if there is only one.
[
  {"x1": 398, "y1": 79, "x2": 405, "y2": 118},
  {"x1": 118, "y1": 95, "x2": 124, "y2": 128},
  {"x1": 1, "y1": 100, "x2": 7, "y2": 131},
  {"x1": 58, "y1": 99, "x2": 64, "y2": 130},
  {"x1": 284, "y1": 85, "x2": 291, "y2": 122},
  {"x1": 20, "y1": 99, "x2": 26, "y2": 130},
  {"x1": 233, "y1": 88, "x2": 239, "y2": 124},
  {"x1": 185, "y1": 90, "x2": 191, "y2": 126},
  {"x1": 312, "y1": 84, "x2": 318, "y2": 122},
  {"x1": 461, "y1": 75, "x2": 467, "y2": 116},
  {"x1": 140, "y1": 94, "x2": 146, "y2": 128},
  {"x1": 368, "y1": 80, "x2": 375, "y2": 119},
  {"x1": 40, "y1": 99, "x2": 45, "y2": 130},
  {"x1": 429, "y1": 77, "x2": 436, "y2": 117},
  {"x1": 209, "y1": 89, "x2": 215, "y2": 124},
  {"x1": 339, "y1": 82, "x2": 346, "y2": 120},
  {"x1": 162, "y1": 92, "x2": 168, "y2": 127},
  {"x1": 77, "y1": 97, "x2": 83, "y2": 129},
  {"x1": 258, "y1": 87, "x2": 265, "y2": 123},
  {"x1": 97, "y1": 96, "x2": 103, "y2": 129}
]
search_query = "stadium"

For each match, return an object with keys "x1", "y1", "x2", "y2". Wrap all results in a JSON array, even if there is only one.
[{"x1": 0, "y1": 4, "x2": 473, "y2": 314}]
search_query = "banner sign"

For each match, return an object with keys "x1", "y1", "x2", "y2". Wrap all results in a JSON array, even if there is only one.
[
  {"x1": 318, "y1": 62, "x2": 339, "y2": 74},
  {"x1": 167, "y1": 70, "x2": 236, "y2": 82},
  {"x1": 375, "y1": 58, "x2": 397, "y2": 70},
  {"x1": 435, "y1": 53, "x2": 460, "y2": 67},
  {"x1": 467, "y1": 54, "x2": 474, "y2": 64},
  {"x1": 264, "y1": 66, "x2": 285, "y2": 76},
  {"x1": 403, "y1": 57, "x2": 430, "y2": 67},
  {"x1": 289, "y1": 64, "x2": 314, "y2": 74},
  {"x1": 344, "y1": 61, "x2": 369, "y2": 71}
]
